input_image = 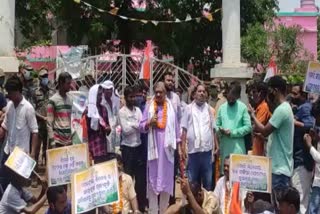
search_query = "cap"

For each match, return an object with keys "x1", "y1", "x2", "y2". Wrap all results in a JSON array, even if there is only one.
[
  {"x1": 101, "y1": 80, "x2": 114, "y2": 89},
  {"x1": 0, "y1": 68, "x2": 4, "y2": 77},
  {"x1": 39, "y1": 69, "x2": 48, "y2": 76}
]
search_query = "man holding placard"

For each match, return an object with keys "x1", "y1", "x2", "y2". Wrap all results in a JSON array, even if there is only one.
[
  {"x1": 250, "y1": 76, "x2": 294, "y2": 190},
  {"x1": 0, "y1": 76, "x2": 39, "y2": 190}
]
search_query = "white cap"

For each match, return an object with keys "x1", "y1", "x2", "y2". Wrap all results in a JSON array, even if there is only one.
[{"x1": 100, "y1": 80, "x2": 114, "y2": 89}]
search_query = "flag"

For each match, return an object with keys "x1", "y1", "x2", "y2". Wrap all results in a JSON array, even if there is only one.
[
  {"x1": 264, "y1": 56, "x2": 277, "y2": 82},
  {"x1": 139, "y1": 41, "x2": 152, "y2": 80},
  {"x1": 230, "y1": 182, "x2": 242, "y2": 214}
]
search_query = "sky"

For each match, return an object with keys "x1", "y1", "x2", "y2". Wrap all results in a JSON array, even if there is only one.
[{"x1": 279, "y1": 0, "x2": 320, "y2": 11}]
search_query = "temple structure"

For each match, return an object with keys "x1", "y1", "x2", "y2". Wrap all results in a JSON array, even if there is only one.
[{"x1": 275, "y1": 0, "x2": 319, "y2": 59}]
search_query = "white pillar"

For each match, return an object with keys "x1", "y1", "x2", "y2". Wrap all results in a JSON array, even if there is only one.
[
  {"x1": 0, "y1": 0, "x2": 15, "y2": 56},
  {"x1": 222, "y1": 0, "x2": 241, "y2": 66},
  {"x1": 0, "y1": 0, "x2": 19, "y2": 73},
  {"x1": 211, "y1": 0, "x2": 253, "y2": 104}
]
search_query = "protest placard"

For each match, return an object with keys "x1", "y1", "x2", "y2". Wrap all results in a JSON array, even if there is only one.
[
  {"x1": 5, "y1": 147, "x2": 36, "y2": 179},
  {"x1": 304, "y1": 61, "x2": 320, "y2": 94},
  {"x1": 69, "y1": 91, "x2": 88, "y2": 144},
  {"x1": 47, "y1": 143, "x2": 89, "y2": 186},
  {"x1": 71, "y1": 159, "x2": 120, "y2": 214},
  {"x1": 230, "y1": 154, "x2": 272, "y2": 193}
]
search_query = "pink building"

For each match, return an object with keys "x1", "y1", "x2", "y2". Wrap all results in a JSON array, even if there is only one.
[{"x1": 274, "y1": 0, "x2": 319, "y2": 59}]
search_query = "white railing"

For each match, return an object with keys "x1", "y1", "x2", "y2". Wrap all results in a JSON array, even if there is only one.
[{"x1": 50, "y1": 54, "x2": 203, "y2": 95}]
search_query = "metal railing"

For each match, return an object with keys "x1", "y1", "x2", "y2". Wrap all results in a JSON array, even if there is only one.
[{"x1": 50, "y1": 54, "x2": 203, "y2": 95}]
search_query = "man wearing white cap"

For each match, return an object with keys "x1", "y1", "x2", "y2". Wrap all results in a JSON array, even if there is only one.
[
  {"x1": 86, "y1": 80, "x2": 120, "y2": 162},
  {"x1": 100, "y1": 80, "x2": 120, "y2": 153}
]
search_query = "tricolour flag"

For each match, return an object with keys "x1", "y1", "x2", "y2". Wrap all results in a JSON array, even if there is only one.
[
  {"x1": 139, "y1": 41, "x2": 152, "y2": 80},
  {"x1": 264, "y1": 56, "x2": 277, "y2": 82}
]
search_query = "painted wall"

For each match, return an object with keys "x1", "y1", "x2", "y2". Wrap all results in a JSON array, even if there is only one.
[{"x1": 274, "y1": 14, "x2": 318, "y2": 59}]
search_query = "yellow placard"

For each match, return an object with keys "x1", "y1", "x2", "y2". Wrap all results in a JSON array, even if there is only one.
[
  {"x1": 230, "y1": 154, "x2": 272, "y2": 193},
  {"x1": 46, "y1": 143, "x2": 89, "y2": 186},
  {"x1": 5, "y1": 147, "x2": 36, "y2": 179},
  {"x1": 71, "y1": 159, "x2": 120, "y2": 214}
]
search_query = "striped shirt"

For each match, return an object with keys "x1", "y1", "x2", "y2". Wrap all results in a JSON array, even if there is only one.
[{"x1": 47, "y1": 92, "x2": 72, "y2": 146}]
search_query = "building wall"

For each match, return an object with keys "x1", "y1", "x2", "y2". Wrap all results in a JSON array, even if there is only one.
[{"x1": 274, "y1": 15, "x2": 318, "y2": 59}]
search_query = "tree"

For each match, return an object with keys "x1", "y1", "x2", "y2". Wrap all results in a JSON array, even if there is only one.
[
  {"x1": 15, "y1": 0, "x2": 278, "y2": 66},
  {"x1": 242, "y1": 22, "x2": 312, "y2": 84}
]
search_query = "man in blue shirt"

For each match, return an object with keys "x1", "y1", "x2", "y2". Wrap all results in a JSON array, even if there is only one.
[{"x1": 291, "y1": 84, "x2": 315, "y2": 213}]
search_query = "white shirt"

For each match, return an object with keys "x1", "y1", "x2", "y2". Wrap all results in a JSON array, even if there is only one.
[
  {"x1": 119, "y1": 106, "x2": 142, "y2": 147},
  {"x1": 167, "y1": 91, "x2": 182, "y2": 122},
  {"x1": 214, "y1": 176, "x2": 230, "y2": 214},
  {"x1": 181, "y1": 103, "x2": 215, "y2": 154},
  {"x1": 0, "y1": 184, "x2": 33, "y2": 214},
  {"x1": 2, "y1": 98, "x2": 38, "y2": 154},
  {"x1": 310, "y1": 145, "x2": 320, "y2": 187},
  {"x1": 214, "y1": 176, "x2": 246, "y2": 214}
]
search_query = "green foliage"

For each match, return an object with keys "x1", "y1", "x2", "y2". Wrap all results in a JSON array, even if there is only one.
[
  {"x1": 241, "y1": 23, "x2": 271, "y2": 70},
  {"x1": 15, "y1": 0, "x2": 278, "y2": 65},
  {"x1": 242, "y1": 22, "x2": 312, "y2": 75}
]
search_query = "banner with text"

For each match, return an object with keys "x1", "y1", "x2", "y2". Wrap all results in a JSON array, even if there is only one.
[
  {"x1": 5, "y1": 147, "x2": 36, "y2": 179},
  {"x1": 47, "y1": 144, "x2": 89, "y2": 186},
  {"x1": 230, "y1": 154, "x2": 272, "y2": 193},
  {"x1": 71, "y1": 159, "x2": 120, "y2": 214},
  {"x1": 304, "y1": 61, "x2": 320, "y2": 94}
]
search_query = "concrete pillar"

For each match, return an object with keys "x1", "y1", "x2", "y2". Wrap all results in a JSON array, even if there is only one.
[
  {"x1": 222, "y1": 0, "x2": 241, "y2": 66},
  {"x1": 211, "y1": 0, "x2": 253, "y2": 104},
  {"x1": 0, "y1": 0, "x2": 19, "y2": 73},
  {"x1": 0, "y1": 0, "x2": 15, "y2": 56}
]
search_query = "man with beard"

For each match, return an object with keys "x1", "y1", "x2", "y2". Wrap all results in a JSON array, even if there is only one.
[
  {"x1": 163, "y1": 71, "x2": 182, "y2": 204},
  {"x1": 290, "y1": 84, "x2": 314, "y2": 213},
  {"x1": 250, "y1": 76, "x2": 294, "y2": 190},
  {"x1": 216, "y1": 81, "x2": 252, "y2": 173},
  {"x1": 163, "y1": 71, "x2": 181, "y2": 122}
]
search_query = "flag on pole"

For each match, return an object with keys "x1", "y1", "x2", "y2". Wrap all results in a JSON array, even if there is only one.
[
  {"x1": 230, "y1": 182, "x2": 242, "y2": 214},
  {"x1": 139, "y1": 41, "x2": 152, "y2": 80},
  {"x1": 264, "y1": 56, "x2": 277, "y2": 82}
]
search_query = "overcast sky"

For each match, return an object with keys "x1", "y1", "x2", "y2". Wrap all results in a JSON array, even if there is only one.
[{"x1": 279, "y1": 0, "x2": 320, "y2": 11}]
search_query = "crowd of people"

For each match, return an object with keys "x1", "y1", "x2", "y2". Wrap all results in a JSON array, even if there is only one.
[{"x1": 0, "y1": 64, "x2": 320, "y2": 214}]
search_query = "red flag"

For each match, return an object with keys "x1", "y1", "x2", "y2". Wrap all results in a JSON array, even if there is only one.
[{"x1": 139, "y1": 41, "x2": 152, "y2": 80}]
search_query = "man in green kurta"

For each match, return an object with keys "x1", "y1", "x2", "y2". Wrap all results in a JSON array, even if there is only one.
[{"x1": 216, "y1": 81, "x2": 252, "y2": 173}]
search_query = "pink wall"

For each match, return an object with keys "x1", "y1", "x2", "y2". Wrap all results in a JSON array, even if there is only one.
[{"x1": 274, "y1": 15, "x2": 318, "y2": 59}]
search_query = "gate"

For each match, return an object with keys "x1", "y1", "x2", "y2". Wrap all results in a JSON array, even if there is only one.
[{"x1": 51, "y1": 54, "x2": 203, "y2": 95}]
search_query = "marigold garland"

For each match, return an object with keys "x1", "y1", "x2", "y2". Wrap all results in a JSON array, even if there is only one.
[
  {"x1": 154, "y1": 100, "x2": 167, "y2": 129},
  {"x1": 111, "y1": 175, "x2": 123, "y2": 213}
]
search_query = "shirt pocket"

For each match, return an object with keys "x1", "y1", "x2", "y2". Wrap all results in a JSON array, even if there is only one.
[{"x1": 16, "y1": 112, "x2": 27, "y2": 130}]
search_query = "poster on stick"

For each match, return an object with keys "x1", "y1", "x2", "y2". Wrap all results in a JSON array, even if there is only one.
[
  {"x1": 304, "y1": 61, "x2": 320, "y2": 94},
  {"x1": 71, "y1": 159, "x2": 120, "y2": 214},
  {"x1": 5, "y1": 147, "x2": 36, "y2": 179},
  {"x1": 230, "y1": 154, "x2": 272, "y2": 193},
  {"x1": 69, "y1": 91, "x2": 88, "y2": 144},
  {"x1": 47, "y1": 144, "x2": 89, "y2": 186}
]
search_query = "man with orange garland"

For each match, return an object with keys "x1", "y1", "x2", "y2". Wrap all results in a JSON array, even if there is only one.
[{"x1": 140, "y1": 82, "x2": 181, "y2": 213}]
